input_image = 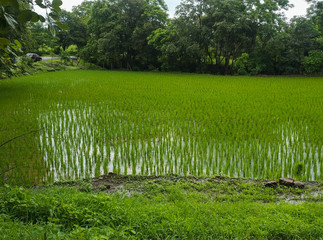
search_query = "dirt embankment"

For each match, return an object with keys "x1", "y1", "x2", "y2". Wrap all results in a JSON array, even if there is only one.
[{"x1": 53, "y1": 173, "x2": 323, "y2": 200}]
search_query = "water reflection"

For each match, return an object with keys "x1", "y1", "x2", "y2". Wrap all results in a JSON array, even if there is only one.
[{"x1": 38, "y1": 104, "x2": 322, "y2": 182}]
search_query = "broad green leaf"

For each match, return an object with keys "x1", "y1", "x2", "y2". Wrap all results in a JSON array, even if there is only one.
[
  {"x1": 0, "y1": 37, "x2": 10, "y2": 48},
  {"x1": 49, "y1": 12, "x2": 59, "y2": 21},
  {"x1": 18, "y1": 10, "x2": 33, "y2": 22},
  {"x1": 39, "y1": 15, "x2": 46, "y2": 22},
  {"x1": 30, "y1": 12, "x2": 39, "y2": 23},
  {"x1": 35, "y1": 0, "x2": 46, "y2": 9},
  {"x1": 4, "y1": 13, "x2": 17, "y2": 30},
  {"x1": 0, "y1": 0, "x2": 19, "y2": 9},
  {"x1": 14, "y1": 39, "x2": 21, "y2": 48},
  {"x1": 56, "y1": 22, "x2": 70, "y2": 31},
  {"x1": 52, "y1": 0, "x2": 63, "y2": 11},
  {"x1": 48, "y1": 24, "x2": 56, "y2": 37},
  {"x1": 6, "y1": 45, "x2": 18, "y2": 56}
]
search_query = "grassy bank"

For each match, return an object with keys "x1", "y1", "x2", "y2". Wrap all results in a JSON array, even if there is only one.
[
  {"x1": 1, "y1": 58, "x2": 101, "y2": 79},
  {"x1": 0, "y1": 175, "x2": 322, "y2": 239}
]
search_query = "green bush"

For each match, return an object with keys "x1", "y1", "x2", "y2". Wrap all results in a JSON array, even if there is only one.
[
  {"x1": 235, "y1": 53, "x2": 250, "y2": 75},
  {"x1": 304, "y1": 50, "x2": 323, "y2": 74},
  {"x1": 60, "y1": 47, "x2": 71, "y2": 64},
  {"x1": 66, "y1": 44, "x2": 78, "y2": 56},
  {"x1": 234, "y1": 53, "x2": 262, "y2": 75}
]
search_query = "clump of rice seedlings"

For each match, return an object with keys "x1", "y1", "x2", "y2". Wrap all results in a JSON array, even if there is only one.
[{"x1": 0, "y1": 71, "x2": 322, "y2": 185}]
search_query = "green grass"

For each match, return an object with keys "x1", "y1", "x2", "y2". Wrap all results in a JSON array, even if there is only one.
[
  {"x1": 11, "y1": 59, "x2": 82, "y2": 77},
  {"x1": 0, "y1": 71, "x2": 322, "y2": 185},
  {"x1": 0, "y1": 177, "x2": 322, "y2": 239}
]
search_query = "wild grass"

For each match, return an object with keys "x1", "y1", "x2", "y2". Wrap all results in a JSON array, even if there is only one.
[
  {"x1": 0, "y1": 178, "x2": 322, "y2": 239},
  {"x1": 0, "y1": 71, "x2": 322, "y2": 185}
]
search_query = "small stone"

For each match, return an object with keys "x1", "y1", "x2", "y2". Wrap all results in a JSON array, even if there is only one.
[
  {"x1": 265, "y1": 181, "x2": 278, "y2": 188},
  {"x1": 294, "y1": 181, "x2": 305, "y2": 189},
  {"x1": 279, "y1": 178, "x2": 294, "y2": 187},
  {"x1": 99, "y1": 184, "x2": 111, "y2": 191}
]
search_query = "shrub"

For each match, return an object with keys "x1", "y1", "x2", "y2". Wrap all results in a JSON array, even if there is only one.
[
  {"x1": 304, "y1": 50, "x2": 323, "y2": 74},
  {"x1": 66, "y1": 44, "x2": 78, "y2": 56}
]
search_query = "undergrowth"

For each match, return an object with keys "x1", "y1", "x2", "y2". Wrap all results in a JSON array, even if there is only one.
[{"x1": 0, "y1": 178, "x2": 322, "y2": 239}]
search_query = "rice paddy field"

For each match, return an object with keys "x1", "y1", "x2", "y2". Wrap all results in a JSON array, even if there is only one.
[{"x1": 0, "y1": 70, "x2": 322, "y2": 185}]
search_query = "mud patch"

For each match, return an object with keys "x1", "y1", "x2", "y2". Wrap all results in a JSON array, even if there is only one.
[{"x1": 51, "y1": 174, "x2": 323, "y2": 203}]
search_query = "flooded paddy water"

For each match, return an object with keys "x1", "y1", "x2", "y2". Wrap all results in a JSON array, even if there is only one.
[
  {"x1": 1, "y1": 71, "x2": 322, "y2": 184},
  {"x1": 38, "y1": 102, "x2": 322, "y2": 183}
]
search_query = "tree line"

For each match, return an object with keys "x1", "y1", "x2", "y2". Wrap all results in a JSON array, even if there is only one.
[{"x1": 1, "y1": 0, "x2": 323, "y2": 75}]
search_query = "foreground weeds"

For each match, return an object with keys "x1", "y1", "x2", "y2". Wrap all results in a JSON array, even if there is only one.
[{"x1": 0, "y1": 176, "x2": 322, "y2": 239}]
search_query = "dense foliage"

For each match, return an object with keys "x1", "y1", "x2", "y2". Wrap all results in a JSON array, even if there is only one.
[
  {"x1": 0, "y1": 0, "x2": 69, "y2": 77},
  {"x1": 80, "y1": 0, "x2": 168, "y2": 70},
  {"x1": 2, "y1": 0, "x2": 322, "y2": 76}
]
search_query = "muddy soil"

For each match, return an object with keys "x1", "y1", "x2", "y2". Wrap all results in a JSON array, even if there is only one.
[{"x1": 52, "y1": 173, "x2": 323, "y2": 201}]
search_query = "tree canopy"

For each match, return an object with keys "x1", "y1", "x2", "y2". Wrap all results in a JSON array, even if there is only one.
[{"x1": 1, "y1": 0, "x2": 323, "y2": 76}]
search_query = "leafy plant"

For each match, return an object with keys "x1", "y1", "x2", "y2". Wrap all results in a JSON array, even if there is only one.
[{"x1": 304, "y1": 50, "x2": 323, "y2": 74}]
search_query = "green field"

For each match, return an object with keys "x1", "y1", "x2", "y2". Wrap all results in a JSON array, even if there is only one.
[{"x1": 0, "y1": 71, "x2": 322, "y2": 185}]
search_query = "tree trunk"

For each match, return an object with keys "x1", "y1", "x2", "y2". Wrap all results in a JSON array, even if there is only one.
[{"x1": 224, "y1": 57, "x2": 230, "y2": 75}]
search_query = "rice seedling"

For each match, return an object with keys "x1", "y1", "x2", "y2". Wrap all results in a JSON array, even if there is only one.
[{"x1": 0, "y1": 71, "x2": 322, "y2": 184}]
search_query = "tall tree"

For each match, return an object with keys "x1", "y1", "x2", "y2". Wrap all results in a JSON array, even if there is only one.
[
  {"x1": 303, "y1": 0, "x2": 323, "y2": 74},
  {"x1": 289, "y1": 17, "x2": 319, "y2": 74},
  {"x1": 29, "y1": 22, "x2": 59, "y2": 55},
  {"x1": 82, "y1": 0, "x2": 167, "y2": 70},
  {"x1": 205, "y1": 0, "x2": 258, "y2": 74},
  {"x1": 58, "y1": 10, "x2": 87, "y2": 50}
]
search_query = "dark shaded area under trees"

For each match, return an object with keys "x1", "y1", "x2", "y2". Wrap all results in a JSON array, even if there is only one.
[{"x1": 1, "y1": 0, "x2": 323, "y2": 76}]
